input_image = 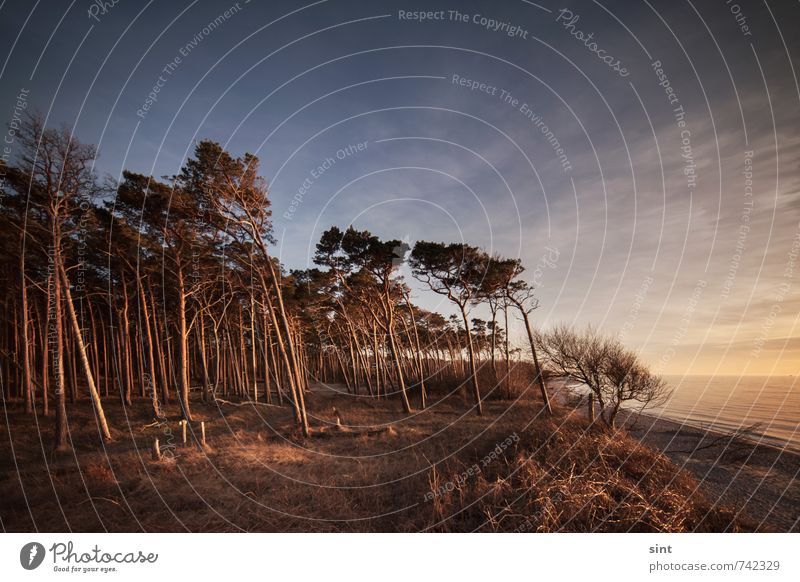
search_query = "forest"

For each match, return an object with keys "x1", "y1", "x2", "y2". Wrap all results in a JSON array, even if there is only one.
[
  {"x1": 3, "y1": 115, "x2": 756, "y2": 534},
  {"x1": 0, "y1": 114, "x2": 667, "y2": 449}
]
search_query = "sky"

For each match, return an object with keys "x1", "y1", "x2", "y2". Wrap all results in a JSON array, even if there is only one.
[{"x1": 1, "y1": 0, "x2": 798, "y2": 375}]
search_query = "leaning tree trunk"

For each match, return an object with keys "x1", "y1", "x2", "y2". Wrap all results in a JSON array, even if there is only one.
[
  {"x1": 264, "y1": 287, "x2": 307, "y2": 436},
  {"x1": 519, "y1": 309, "x2": 553, "y2": 415},
  {"x1": 266, "y1": 263, "x2": 309, "y2": 436},
  {"x1": 60, "y1": 264, "x2": 112, "y2": 441}
]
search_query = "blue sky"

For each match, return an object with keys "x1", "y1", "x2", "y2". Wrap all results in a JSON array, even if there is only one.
[{"x1": 1, "y1": 0, "x2": 798, "y2": 374}]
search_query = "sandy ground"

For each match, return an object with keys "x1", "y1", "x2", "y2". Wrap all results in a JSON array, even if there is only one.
[{"x1": 550, "y1": 381, "x2": 800, "y2": 532}]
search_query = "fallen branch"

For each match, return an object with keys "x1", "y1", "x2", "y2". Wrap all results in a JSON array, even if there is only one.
[
  {"x1": 666, "y1": 423, "x2": 764, "y2": 454},
  {"x1": 79, "y1": 496, "x2": 123, "y2": 508},
  {"x1": 215, "y1": 398, "x2": 282, "y2": 408},
  {"x1": 311, "y1": 425, "x2": 393, "y2": 439}
]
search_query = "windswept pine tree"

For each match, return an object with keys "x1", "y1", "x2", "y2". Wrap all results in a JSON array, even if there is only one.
[
  {"x1": 409, "y1": 242, "x2": 491, "y2": 415},
  {"x1": 315, "y1": 226, "x2": 417, "y2": 413}
]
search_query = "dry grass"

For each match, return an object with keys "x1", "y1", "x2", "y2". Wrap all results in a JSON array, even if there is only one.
[
  {"x1": 425, "y1": 411, "x2": 746, "y2": 532},
  {"x1": 0, "y1": 382, "x2": 753, "y2": 532}
]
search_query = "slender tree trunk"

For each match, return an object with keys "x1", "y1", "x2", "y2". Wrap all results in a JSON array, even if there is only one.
[
  {"x1": 249, "y1": 294, "x2": 258, "y2": 402},
  {"x1": 139, "y1": 279, "x2": 161, "y2": 416},
  {"x1": 148, "y1": 282, "x2": 170, "y2": 404},
  {"x1": 261, "y1": 310, "x2": 272, "y2": 403},
  {"x1": 40, "y1": 301, "x2": 49, "y2": 416},
  {"x1": 52, "y1": 234, "x2": 68, "y2": 451},
  {"x1": 353, "y1": 328, "x2": 374, "y2": 396},
  {"x1": 66, "y1": 335, "x2": 76, "y2": 404},
  {"x1": 88, "y1": 305, "x2": 101, "y2": 398},
  {"x1": 489, "y1": 305, "x2": 498, "y2": 388},
  {"x1": 265, "y1": 290, "x2": 306, "y2": 434},
  {"x1": 265, "y1": 263, "x2": 308, "y2": 435},
  {"x1": 403, "y1": 298, "x2": 426, "y2": 409},
  {"x1": 347, "y1": 335, "x2": 359, "y2": 394},
  {"x1": 270, "y1": 332, "x2": 283, "y2": 405},
  {"x1": 120, "y1": 274, "x2": 132, "y2": 406},
  {"x1": 135, "y1": 327, "x2": 146, "y2": 398},
  {"x1": 60, "y1": 264, "x2": 112, "y2": 441},
  {"x1": 372, "y1": 322, "x2": 381, "y2": 398},
  {"x1": 503, "y1": 303, "x2": 511, "y2": 398},
  {"x1": 519, "y1": 310, "x2": 552, "y2": 415},
  {"x1": 18, "y1": 236, "x2": 33, "y2": 414},
  {"x1": 100, "y1": 313, "x2": 109, "y2": 398},
  {"x1": 386, "y1": 316, "x2": 412, "y2": 413},
  {"x1": 177, "y1": 267, "x2": 192, "y2": 420},
  {"x1": 460, "y1": 306, "x2": 483, "y2": 415},
  {"x1": 198, "y1": 313, "x2": 210, "y2": 403}
]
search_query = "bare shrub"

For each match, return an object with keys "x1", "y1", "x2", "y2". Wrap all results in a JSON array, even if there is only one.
[{"x1": 535, "y1": 325, "x2": 670, "y2": 428}]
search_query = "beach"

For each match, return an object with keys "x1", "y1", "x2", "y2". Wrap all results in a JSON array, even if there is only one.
[
  {"x1": 552, "y1": 380, "x2": 799, "y2": 532},
  {"x1": 621, "y1": 410, "x2": 799, "y2": 532}
]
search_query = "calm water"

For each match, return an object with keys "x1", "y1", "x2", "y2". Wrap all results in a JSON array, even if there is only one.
[{"x1": 650, "y1": 375, "x2": 800, "y2": 452}]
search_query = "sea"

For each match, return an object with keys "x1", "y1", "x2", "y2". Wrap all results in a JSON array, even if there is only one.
[{"x1": 650, "y1": 375, "x2": 800, "y2": 452}]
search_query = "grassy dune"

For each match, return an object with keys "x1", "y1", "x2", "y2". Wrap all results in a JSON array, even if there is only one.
[{"x1": 0, "y1": 382, "x2": 749, "y2": 532}]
